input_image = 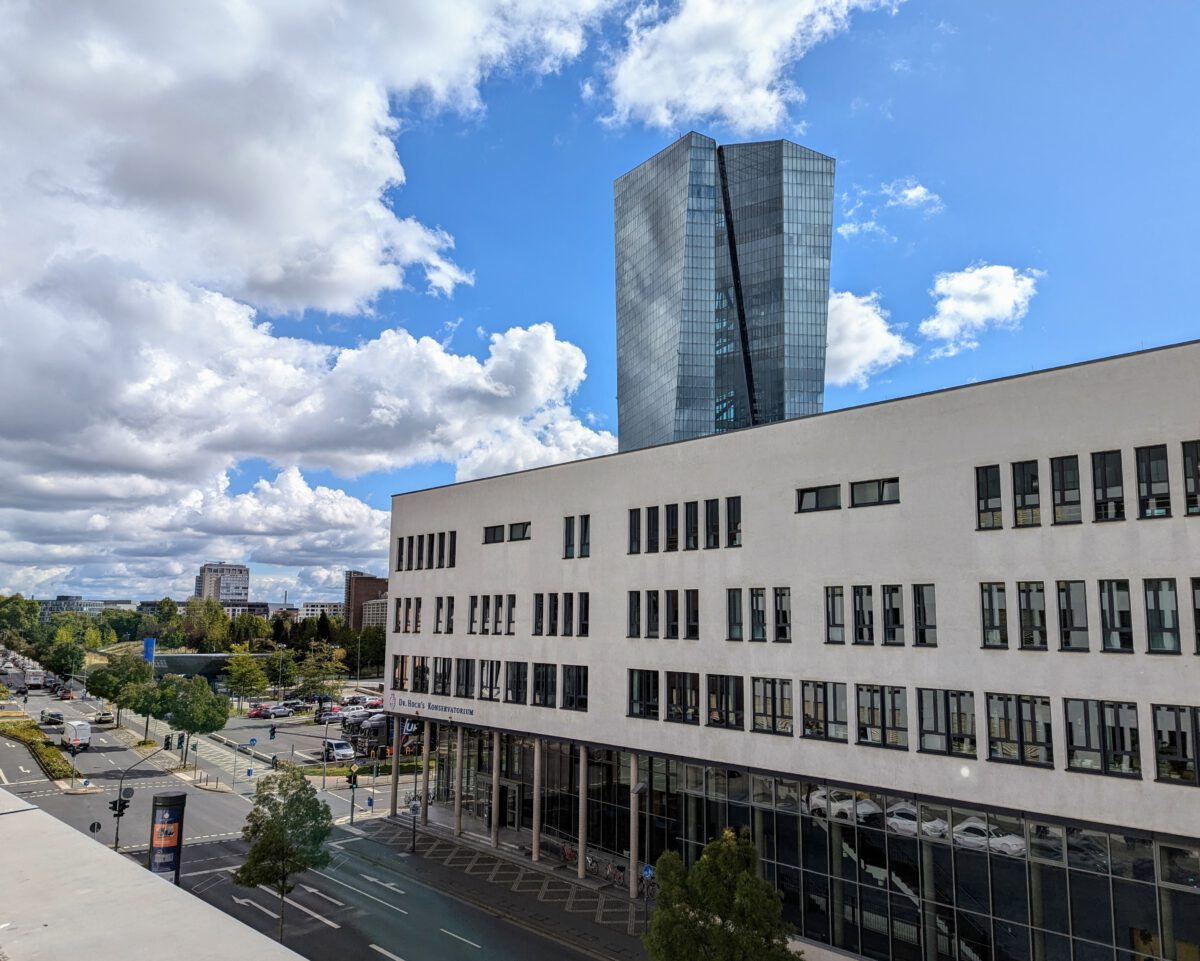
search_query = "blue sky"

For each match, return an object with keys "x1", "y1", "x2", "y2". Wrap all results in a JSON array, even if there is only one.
[{"x1": 2, "y1": 1, "x2": 1197, "y2": 601}]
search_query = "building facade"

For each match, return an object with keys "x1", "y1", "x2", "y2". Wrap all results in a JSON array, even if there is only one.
[
  {"x1": 345, "y1": 570, "x2": 388, "y2": 631},
  {"x1": 615, "y1": 131, "x2": 835, "y2": 452},
  {"x1": 36, "y1": 595, "x2": 103, "y2": 622},
  {"x1": 361, "y1": 595, "x2": 389, "y2": 629},
  {"x1": 298, "y1": 601, "x2": 344, "y2": 621},
  {"x1": 387, "y1": 341, "x2": 1200, "y2": 961},
  {"x1": 193, "y1": 562, "x2": 249, "y2": 605}
]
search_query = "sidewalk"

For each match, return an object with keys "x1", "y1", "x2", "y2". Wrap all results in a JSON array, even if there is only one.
[{"x1": 347, "y1": 804, "x2": 648, "y2": 961}]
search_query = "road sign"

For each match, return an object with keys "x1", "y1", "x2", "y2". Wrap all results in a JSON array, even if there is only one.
[
  {"x1": 350, "y1": 763, "x2": 360, "y2": 773},
  {"x1": 72, "y1": 738, "x2": 80, "y2": 746},
  {"x1": 88, "y1": 821, "x2": 101, "y2": 835},
  {"x1": 249, "y1": 737, "x2": 257, "y2": 747},
  {"x1": 246, "y1": 768, "x2": 253, "y2": 778},
  {"x1": 642, "y1": 864, "x2": 655, "y2": 880},
  {"x1": 121, "y1": 787, "x2": 134, "y2": 800},
  {"x1": 367, "y1": 796, "x2": 374, "y2": 808}
]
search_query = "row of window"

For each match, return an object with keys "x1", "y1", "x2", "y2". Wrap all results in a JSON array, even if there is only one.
[
  {"x1": 627, "y1": 497, "x2": 742, "y2": 554},
  {"x1": 975, "y1": 441, "x2": 1200, "y2": 529},
  {"x1": 625, "y1": 589, "x2": 700, "y2": 639},
  {"x1": 483, "y1": 521, "x2": 531, "y2": 544},
  {"x1": 393, "y1": 655, "x2": 587, "y2": 711},
  {"x1": 623, "y1": 670, "x2": 1200, "y2": 786},
  {"x1": 978, "y1": 578, "x2": 1200, "y2": 654},
  {"x1": 531, "y1": 593, "x2": 591, "y2": 637},
  {"x1": 394, "y1": 530, "x2": 457, "y2": 572},
  {"x1": 796, "y1": 477, "x2": 900, "y2": 513},
  {"x1": 562, "y1": 514, "x2": 591, "y2": 559}
]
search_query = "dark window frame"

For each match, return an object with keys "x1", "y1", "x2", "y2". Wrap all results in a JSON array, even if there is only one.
[
  {"x1": 986, "y1": 692, "x2": 1053, "y2": 767},
  {"x1": 665, "y1": 671, "x2": 700, "y2": 724},
  {"x1": 918, "y1": 688, "x2": 976, "y2": 758},
  {"x1": 628, "y1": 668, "x2": 659, "y2": 720},
  {"x1": 824, "y1": 586, "x2": 845, "y2": 644},
  {"x1": 684, "y1": 501, "x2": 699, "y2": 550},
  {"x1": 531, "y1": 662, "x2": 556, "y2": 707},
  {"x1": 627, "y1": 591, "x2": 640, "y2": 638},
  {"x1": 665, "y1": 589, "x2": 679, "y2": 639},
  {"x1": 563, "y1": 516, "x2": 575, "y2": 559},
  {"x1": 704, "y1": 498, "x2": 720, "y2": 549},
  {"x1": 1057, "y1": 580, "x2": 1089, "y2": 651},
  {"x1": 664, "y1": 504, "x2": 679, "y2": 551},
  {"x1": 976, "y1": 465, "x2": 1002, "y2": 530},
  {"x1": 1092, "y1": 450, "x2": 1125, "y2": 522},
  {"x1": 801, "y1": 680, "x2": 848, "y2": 742},
  {"x1": 453, "y1": 658, "x2": 475, "y2": 698},
  {"x1": 852, "y1": 585, "x2": 874, "y2": 645},
  {"x1": 1145, "y1": 578, "x2": 1181, "y2": 653},
  {"x1": 508, "y1": 521, "x2": 531, "y2": 541},
  {"x1": 706, "y1": 674, "x2": 744, "y2": 730},
  {"x1": 1018, "y1": 581, "x2": 1048, "y2": 650},
  {"x1": 1012, "y1": 460, "x2": 1041, "y2": 527},
  {"x1": 726, "y1": 588, "x2": 743, "y2": 641},
  {"x1": 751, "y1": 676, "x2": 794, "y2": 735},
  {"x1": 726, "y1": 496, "x2": 742, "y2": 547},
  {"x1": 797, "y1": 484, "x2": 841, "y2": 513},
  {"x1": 504, "y1": 662, "x2": 527, "y2": 704},
  {"x1": 483, "y1": 524, "x2": 504, "y2": 544},
  {"x1": 856, "y1": 684, "x2": 909, "y2": 750},
  {"x1": 1051, "y1": 454, "x2": 1082, "y2": 525},
  {"x1": 913, "y1": 584, "x2": 937, "y2": 646},
  {"x1": 1183, "y1": 441, "x2": 1200, "y2": 517},
  {"x1": 773, "y1": 587, "x2": 791, "y2": 643},
  {"x1": 1135, "y1": 444, "x2": 1172, "y2": 519},
  {"x1": 850, "y1": 477, "x2": 900, "y2": 508},
  {"x1": 479, "y1": 659, "x2": 500, "y2": 701},
  {"x1": 749, "y1": 588, "x2": 766, "y2": 642},
  {"x1": 1100, "y1": 579, "x2": 1134, "y2": 652},
  {"x1": 628, "y1": 508, "x2": 641, "y2": 554},
  {"x1": 883, "y1": 584, "x2": 904, "y2": 645},
  {"x1": 579, "y1": 514, "x2": 590, "y2": 558},
  {"x1": 1153, "y1": 704, "x2": 1199, "y2": 786},
  {"x1": 684, "y1": 589, "x2": 699, "y2": 640},
  {"x1": 432, "y1": 657, "x2": 452, "y2": 696},
  {"x1": 980, "y1": 582, "x2": 1008, "y2": 649},
  {"x1": 1064, "y1": 698, "x2": 1141, "y2": 778},
  {"x1": 411, "y1": 656, "x2": 429, "y2": 694},
  {"x1": 561, "y1": 665, "x2": 588, "y2": 712},
  {"x1": 646, "y1": 505, "x2": 660, "y2": 553}
]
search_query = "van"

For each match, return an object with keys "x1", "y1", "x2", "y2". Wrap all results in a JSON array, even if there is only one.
[{"x1": 62, "y1": 719, "x2": 91, "y2": 751}]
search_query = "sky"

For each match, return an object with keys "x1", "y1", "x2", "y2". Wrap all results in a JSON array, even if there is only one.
[{"x1": 2, "y1": 1, "x2": 1198, "y2": 604}]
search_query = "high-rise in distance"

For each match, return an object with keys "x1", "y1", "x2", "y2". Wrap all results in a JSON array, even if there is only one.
[{"x1": 615, "y1": 131, "x2": 835, "y2": 452}]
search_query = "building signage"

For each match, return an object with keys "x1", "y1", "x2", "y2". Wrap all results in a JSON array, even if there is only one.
[
  {"x1": 387, "y1": 692, "x2": 476, "y2": 718},
  {"x1": 147, "y1": 792, "x2": 187, "y2": 883}
]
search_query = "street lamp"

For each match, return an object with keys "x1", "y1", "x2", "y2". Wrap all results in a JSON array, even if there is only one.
[
  {"x1": 275, "y1": 644, "x2": 287, "y2": 698},
  {"x1": 356, "y1": 633, "x2": 362, "y2": 686}
]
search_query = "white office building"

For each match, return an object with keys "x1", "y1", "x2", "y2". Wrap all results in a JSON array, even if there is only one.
[
  {"x1": 361, "y1": 596, "x2": 389, "y2": 629},
  {"x1": 386, "y1": 341, "x2": 1200, "y2": 961},
  {"x1": 298, "y1": 601, "x2": 344, "y2": 621}
]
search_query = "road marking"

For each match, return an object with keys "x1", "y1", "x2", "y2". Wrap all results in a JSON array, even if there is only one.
[
  {"x1": 311, "y1": 871, "x2": 408, "y2": 915},
  {"x1": 300, "y1": 884, "x2": 344, "y2": 906},
  {"x1": 182, "y1": 866, "x2": 237, "y2": 877},
  {"x1": 106, "y1": 758, "x2": 115, "y2": 765},
  {"x1": 18, "y1": 765, "x2": 29, "y2": 774},
  {"x1": 232, "y1": 895, "x2": 279, "y2": 919},
  {"x1": 360, "y1": 873, "x2": 405, "y2": 894},
  {"x1": 258, "y1": 886, "x2": 339, "y2": 928},
  {"x1": 0, "y1": 767, "x2": 7, "y2": 784},
  {"x1": 369, "y1": 946, "x2": 407, "y2": 961},
  {"x1": 440, "y1": 929, "x2": 481, "y2": 949}
]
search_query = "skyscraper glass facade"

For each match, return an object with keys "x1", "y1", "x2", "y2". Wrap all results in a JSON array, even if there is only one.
[{"x1": 615, "y1": 132, "x2": 834, "y2": 451}]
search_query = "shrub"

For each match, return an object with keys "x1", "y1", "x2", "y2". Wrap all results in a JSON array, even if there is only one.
[{"x1": 0, "y1": 721, "x2": 75, "y2": 780}]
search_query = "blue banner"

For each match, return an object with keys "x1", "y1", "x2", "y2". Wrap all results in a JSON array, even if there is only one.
[{"x1": 143, "y1": 636, "x2": 156, "y2": 663}]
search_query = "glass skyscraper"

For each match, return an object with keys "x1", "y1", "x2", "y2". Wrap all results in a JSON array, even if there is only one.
[{"x1": 615, "y1": 132, "x2": 835, "y2": 452}]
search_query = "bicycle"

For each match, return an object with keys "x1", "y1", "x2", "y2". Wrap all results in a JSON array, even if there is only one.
[
  {"x1": 605, "y1": 861, "x2": 626, "y2": 887},
  {"x1": 637, "y1": 876, "x2": 659, "y2": 900},
  {"x1": 585, "y1": 854, "x2": 605, "y2": 878},
  {"x1": 561, "y1": 843, "x2": 577, "y2": 865}
]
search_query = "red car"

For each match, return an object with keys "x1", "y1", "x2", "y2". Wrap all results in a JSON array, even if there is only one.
[
  {"x1": 58, "y1": 689, "x2": 74, "y2": 700},
  {"x1": 247, "y1": 704, "x2": 270, "y2": 718},
  {"x1": 365, "y1": 698, "x2": 383, "y2": 709}
]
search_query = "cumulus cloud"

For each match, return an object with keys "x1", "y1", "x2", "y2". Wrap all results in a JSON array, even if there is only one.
[
  {"x1": 826, "y1": 291, "x2": 915, "y2": 388},
  {"x1": 919, "y1": 264, "x2": 1043, "y2": 358},
  {"x1": 603, "y1": 0, "x2": 899, "y2": 134},
  {"x1": 882, "y1": 177, "x2": 944, "y2": 214}
]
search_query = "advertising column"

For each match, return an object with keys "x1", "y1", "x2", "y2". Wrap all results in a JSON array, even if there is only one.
[{"x1": 147, "y1": 791, "x2": 187, "y2": 884}]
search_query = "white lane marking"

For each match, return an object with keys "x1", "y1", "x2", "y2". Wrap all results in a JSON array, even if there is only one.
[
  {"x1": 181, "y1": 866, "x2": 236, "y2": 877},
  {"x1": 311, "y1": 871, "x2": 408, "y2": 915},
  {"x1": 106, "y1": 758, "x2": 115, "y2": 765},
  {"x1": 4, "y1": 742, "x2": 13, "y2": 748},
  {"x1": 18, "y1": 766, "x2": 29, "y2": 774},
  {"x1": 232, "y1": 895, "x2": 279, "y2": 919},
  {"x1": 0, "y1": 767, "x2": 8, "y2": 785},
  {"x1": 360, "y1": 873, "x2": 405, "y2": 894},
  {"x1": 257, "y1": 885, "x2": 339, "y2": 928},
  {"x1": 369, "y1": 946, "x2": 407, "y2": 961},
  {"x1": 300, "y1": 884, "x2": 344, "y2": 906},
  {"x1": 440, "y1": 929, "x2": 481, "y2": 949}
]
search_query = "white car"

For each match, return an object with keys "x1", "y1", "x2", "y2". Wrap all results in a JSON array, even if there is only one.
[
  {"x1": 885, "y1": 801, "x2": 949, "y2": 838},
  {"x1": 323, "y1": 740, "x2": 356, "y2": 762},
  {"x1": 953, "y1": 816, "x2": 1026, "y2": 856}
]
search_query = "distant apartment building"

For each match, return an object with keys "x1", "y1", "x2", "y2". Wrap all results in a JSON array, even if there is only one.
[
  {"x1": 345, "y1": 570, "x2": 388, "y2": 631},
  {"x1": 361, "y1": 595, "x2": 389, "y2": 630},
  {"x1": 193, "y1": 562, "x2": 249, "y2": 605},
  {"x1": 37, "y1": 595, "x2": 103, "y2": 623},
  {"x1": 221, "y1": 601, "x2": 271, "y2": 619},
  {"x1": 101, "y1": 600, "x2": 136, "y2": 611},
  {"x1": 298, "y1": 601, "x2": 344, "y2": 621}
]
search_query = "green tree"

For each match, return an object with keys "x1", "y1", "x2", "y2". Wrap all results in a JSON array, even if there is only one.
[
  {"x1": 0, "y1": 593, "x2": 41, "y2": 636},
  {"x1": 81, "y1": 623, "x2": 103, "y2": 649},
  {"x1": 644, "y1": 827, "x2": 795, "y2": 961},
  {"x1": 46, "y1": 639, "x2": 84, "y2": 679},
  {"x1": 159, "y1": 673, "x2": 229, "y2": 762},
  {"x1": 183, "y1": 597, "x2": 231, "y2": 653},
  {"x1": 86, "y1": 654, "x2": 153, "y2": 725},
  {"x1": 229, "y1": 613, "x2": 272, "y2": 648},
  {"x1": 234, "y1": 765, "x2": 333, "y2": 943},
  {"x1": 293, "y1": 641, "x2": 346, "y2": 700},
  {"x1": 121, "y1": 679, "x2": 162, "y2": 742},
  {"x1": 100, "y1": 608, "x2": 145, "y2": 643},
  {"x1": 225, "y1": 643, "x2": 270, "y2": 709}
]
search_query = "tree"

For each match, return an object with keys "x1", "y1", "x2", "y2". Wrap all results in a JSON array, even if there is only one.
[
  {"x1": 86, "y1": 654, "x2": 153, "y2": 725},
  {"x1": 121, "y1": 679, "x2": 162, "y2": 742},
  {"x1": 644, "y1": 827, "x2": 795, "y2": 961},
  {"x1": 234, "y1": 765, "x2": 333, "y2": 943},
  {"x1": 159, "y1": 673, "x2": 229, "y2": 762},
  {"x1": 229, "y1": 613, "x2": 271, "y2": 648},
  {"x1": 45, "y1": 639, "x2": 84, "y2": 679},
  {"x1": 0, "y1": 593, "x2": 41, "y2": 636},
  {"x1": 293, "y1": 641, "x2": 346, "y2": 700},
  {"x1": 225, "y1": 643, "x2": 269, "y2": 710},
  {"x1": 184, "y1": 597, "x2": 231, "y2": 653}
]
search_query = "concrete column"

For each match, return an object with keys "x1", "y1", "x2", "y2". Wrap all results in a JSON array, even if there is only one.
[
  {"x1": 531, "y1": 738, "x2": 543, "y2": 862},
  {"x1": 388, "y1": 715, "x2": 401, "y2": 817},
  {"x1": 490, "y1": 730, "x2": 501, "y2": 848},
  {"x1": 453, "y1": 725, "x2": 464, "y2": 837},
  {"x1": 576, "y1": 744, "x2": 588, "y2": 880},
  {"x1": 420, "y1": 720, "x2": 431, "y2": 825},
  {"x1": 628, "y1": 752, "x2": 639, "y2": 899}
]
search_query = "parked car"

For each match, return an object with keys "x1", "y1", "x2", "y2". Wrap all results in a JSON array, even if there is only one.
[
  {"x1": 341, "y1": 694, "x2": 367, "y2": 707},
  {"x1": 279, "y1": 699, "x2": 307, "y2": 712},
  {"x1": 314, "y1": 709, "x2": 340, "y2": 724},
  {"x1": 364, "y1": 698, "x2": 383, "y2": 709},
  {"x1": 323, "y1": 740, "x2": 356, "y2": 762},
  {"x1": 39, "y1": 709, "x2": 64, "y2": 725},
  {"x1": 61, "y1": 719, "x2": 91, "y2": 750},
  {"x1": 265, "y1": 705, "x2": 293, "y2": 718},
  {"x1": 247, "y1": 704, "x2": 271, "y2": 719},
  {"x1": 93, "y1": 710, "x2": 115, "y2": 724},
  {"x1": 58, "y1": 688, "x2": 75, "y2": 700}
]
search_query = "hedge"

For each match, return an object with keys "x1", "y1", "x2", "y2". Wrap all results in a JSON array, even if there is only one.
[{"x1": 0, "y1": 720, "x2": 75, "y2": 780}]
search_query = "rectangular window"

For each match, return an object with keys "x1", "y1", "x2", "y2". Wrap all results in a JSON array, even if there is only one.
[
  {"x1": 1145, "y1": 578, "x2": 1180, "y2": 653},
  {"x1": 562, "y1": 593, "x2": 573, "y2": 637},
  {"x1": 448, "y1": 531, "x2": 456, "y2": 568},
  {"x1": 801, "y1": 681, "x2": 848, "y2": 742},
  {"x1": 850, "y1": 477, "x2": 900, "y2": 507},
  {"x1": 416, "y1": 534, "x2": 424, "y2": 570},
  {"x1": 1184, "y1": 441, "x2": 1200, "y2": 516},
  {"x1": 412, "y1": 597, "x2": 421, "y2": 633},
  {"x1": 824, "y1": 586, "x2": 845, "y2": 644},
  {"x1": 578, "y1": 593, "x2": 589, "y2": 637},
  {"x1": 726, "y1": 589, "x2": 743, "y2": 641},
  {"x1": 627, "y1": 591, "x2": 640, "y2": 637},
  {"x1": 883, "y1": 585, "x2": 904, "y2": 645},
  {"x1": 446, "y1": 596, "x2": 455, "y2": 634},
  {"x1": 391, "y1": 655, "x2": 407, "y2": 691},
  {"x1": 406, "y1": 535, "x2": 414, "y2": 570},
  {"x1": 1065, "y1": 699, "x2": 1141, "y2": 777},
  {"x1": 1051, "y1": 455, "x2": 1082, "y2": 524},
  {"x1": 628, "y1": 508, "x2": 641, "y2": 554},
  {"x1": 579, "y1": 514, "x2": 590, "y2": 558},
  {"x1": 1057, "y1": 581, "x2": 1089, "y2": 650},
  {"x1": 437, "y1": 531, "x2": 446, "y2": 568},
  {"x1": 492, "y1": 594, "x2": 502, "y2": 635},
  {"x1": 705, "y1": 498, "x2": 720, "y2": 548},
  {"x1": 1018, "y1": 581, "x2": 1047, "y2": 650},
  {"x1": 665, "y1": 504, "x2": 679, "y2": 551},
  {"x1": 561, "y1": 665, "x2": 588, "y2": 712},
  {"x1": 726, "y1": 496, "x2": 742, "y2": 547},
  {"x1": 628, "y1": 669, "x2": 659, "y2": 720},
  {"x1": 665, "y1": 671, "x2": 700, "y2": 724},
  {"x1": 918, "y1": 689, "x2": 976, "y2": 758},
  {"x1": 411, "y1": 656, "x2": 429, "y2": 694},
  {"x1": 1194, "y1": 578, "x2": 1200, "y2": 654},
  {"x1": 1013, "y1": 460, "x2": 1041, "y2": 527},
  {"x1": 706, "y1": 675, "x2": 744, "y2": 729},
  {"x1": 479, "y1": 660, "x2": 500, "y2": 701},
  {"x1": 752, "y1": 677, "x2": 793, "y2": 735},
  {"x1": 853, "y1": 585, "x2": 874, "y2": 644},
  {"x1": 504, "y1": 662, "x2": 527, "y2": 704},
  {"x1": 986, "y1": 693, "x2": 1053, "y2": 767},
  {"x1": 1153, "y1": 704, "x2": 1199, "y2": 785},
  {"x1": 646, "y1": 590, "x2": 660, "y2": 638},
  {"x1": 685, "y1": 501, "x2": 699, "y2": 550},
  {"x1": 508, "y1": 521, "x2": 531, "y2": 541},
  {"x1": 980, "y1": 582, "x2": 1008, "y2": 648},
  {"x1": 1136, "y1": 445, "x2": 1171, "y2": 518},
  {"x1": 434, "y1": 596, "x2": 444, "y2": 634},
  {"x1": 531, "y1": 663, "x2": 556, "y2": 707},
  {"x1": 547, "y1": 593, "x2": 558, "y2": 636},
  {"x1": 646, "y1": 505, "x2": 660, "y2": 553},
  {"x1": 797, "y1": 484, "x2": 840, "y2": 512},
  {"x1": 976, "y1": 465, "x2": 1002, "y2": 529},
  {"x1": 402, "y1": 597, "x2": 412, "y2": 633},
  {"x1": 1092, "y1": 450, "x2": 1125, "y2": 521},
  {"x1": 454, "y1": 658, "x2": 475, "y2": 698},
  {"x1": 563, "y1": 516, "x2": 575, "y2": 558},
  {"x1": 532, "y1": 593, "x2": 544, "y2": 636},
  {"x1": 665, "y1": 589, "x2": 679, "y2": 639},
  {"x1": 685, "y1": 589, "x2": 699, "y2": 640},
  {"x1": 432, "y1": 657, "x2": 452, "y2": 696},
  {"x1": 480, "y1": 594, "x2": 490, "y2": 635},
  {"x1": 483, "y1": 524, "x2": 504, "y2": 544},
  {"x1": 749, "y1": 588, "x2": 766, "y2": 641},
  {"x1": 1100, "y1": 579, "x2": 1133, "y2": 651},
  {"x1": 396, "y1": 537, "x2": 404, "y2": 572},
  {"x1": 857, "y1": 684, "x2": 908, "y2": 749},
  {"x1": 393, "y1": 598, "x2": 403, "y2": 633},
  {"x1": 773, "y1": 587, "x2": 791, "y2": 643}
]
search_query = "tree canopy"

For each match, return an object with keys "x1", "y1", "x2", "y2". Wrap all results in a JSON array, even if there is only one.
[{"x1": 225, "y1": 643, "x2": 270, "y2": 707}]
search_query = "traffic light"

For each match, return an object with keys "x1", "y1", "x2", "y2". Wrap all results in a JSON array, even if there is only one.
[
  {"x1": 347, "y1": 771, "x2": 358, "y2": 788},
  {"x1": 270, "y1": 755, "x2": 278, "y2": 770},
  {"x1": 163, "y1": 734, "x2": 172, "y2": 750},
  {"x1": 269, "y1": 725, "x2": 277, "y2": 740},
  {"x1": 109, "y1": 798, "x2": 129, "y2": 818}
]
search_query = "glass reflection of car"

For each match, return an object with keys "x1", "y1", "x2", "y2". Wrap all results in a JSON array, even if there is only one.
[
  {"x1": 807, "y1": 788, "x2": 882, "y2": 823},
  {"x1": 885, "y1": 801, "x2": 948, "y2": 838},
  {"x1": 953, "y1": 817, "x2": 1027, "y2": 856}
]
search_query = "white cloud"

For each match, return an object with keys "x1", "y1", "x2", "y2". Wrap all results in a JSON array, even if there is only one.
[
  {"x1": 826, "y1": 291, "x2": 915, "y2": 388},
  {"x1": 882, "y1": 176, "x2": 944, "y2": 214},
  {"x1": 891, "y1": 58, "x2": 911, "y2": 72},
  {"x1": 837, "y1": 219, "x2": 894, "y2": 241},
  {"x1": 919, "y1": 264, "x2": 1043, "y2": 358},
  {"x1": 603, "y1": 0, "x2": 899, "y2": 134}
]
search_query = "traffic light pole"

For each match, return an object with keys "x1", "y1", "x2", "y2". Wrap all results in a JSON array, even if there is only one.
[{"x1": 113, "y1": 747, "x2": 165, "y2": 851}]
